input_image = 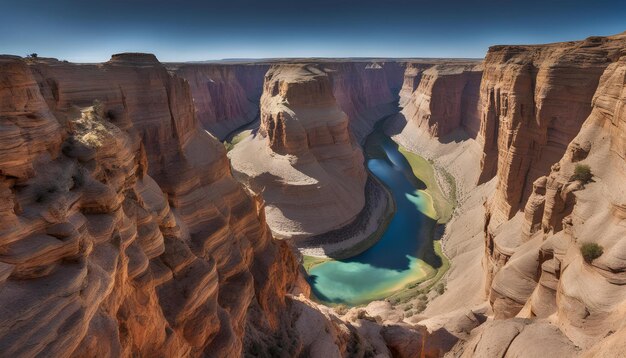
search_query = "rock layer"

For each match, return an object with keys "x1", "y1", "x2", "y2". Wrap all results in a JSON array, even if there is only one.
[
  {"x1": 327, "y1": 61, "x2": 405, "y2": 142},
  {"x1": 229, "y1": 64, "x2": 367, "y2": 239},
  {"x1": 169, "y1": 63, "x2": 269, "y2": 140},
  {"x1": 453, "y1": 33, "x2": 626, "y2": 355},
  {"x1": 384, "y1": 32, "x2": 626, "y2": 356},
  {"x1": 0, "y1": 54, "x2": 298, "y2": 357},
  {"x1": 391, "y1": 63, "x2": 482, "y2": 140}
]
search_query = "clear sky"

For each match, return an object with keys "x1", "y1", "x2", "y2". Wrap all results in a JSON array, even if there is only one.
[{"x1": 1, "y1": 0, "x2": 624, "y2": 62}]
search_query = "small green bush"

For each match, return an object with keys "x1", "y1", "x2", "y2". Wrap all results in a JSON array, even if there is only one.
[
  {"x1": 571, "y1": 164, "x2": 593, "y2": 184},
  {"x1": 580, "y1": 242, "x2": 603, "y2": 263}
]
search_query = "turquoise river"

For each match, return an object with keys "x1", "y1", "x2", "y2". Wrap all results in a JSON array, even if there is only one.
[{"x1": 305, "y1": 127, "x2": 441, "y2": 305}]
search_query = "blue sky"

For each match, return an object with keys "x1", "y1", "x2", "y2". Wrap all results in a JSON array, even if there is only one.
[{"x1": 1, "y1": 0, "x2": 624, "y2": 62}]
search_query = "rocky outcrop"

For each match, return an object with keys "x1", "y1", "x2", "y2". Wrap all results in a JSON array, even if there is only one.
[
  {"x1": 169, "y1": 63, "x2": 269, "y2": 140},
  {"x1": 0, "y1": 54, "x2": 298, "y2": 357},
  {"x1": 170, "y1": 61, "x2": 405, "y2": 143},
  {"x1": 228, "y1": 64, "x2": 367, "y2": 239},
  {"x1": 474, "y1": 33, "x2": 626, "y2": 354}
]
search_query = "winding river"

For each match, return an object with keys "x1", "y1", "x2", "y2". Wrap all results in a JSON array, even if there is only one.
[{"x1": 306, "y1": 127, "x2": 441, "y2": 305}]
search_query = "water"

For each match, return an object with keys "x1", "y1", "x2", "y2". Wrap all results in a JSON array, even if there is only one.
[{"x1": 306, "y1": 128, "x2": 440, "y2": 305}]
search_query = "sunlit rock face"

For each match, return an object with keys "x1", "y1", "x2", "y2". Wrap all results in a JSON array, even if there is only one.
[
  {"x1": 169, "y1": 63, "x2": 269, "y2": 140},
  {"x1": 229, "y1": 64, "x2": 368, "y2": 239},
  {"x1": 477, "y1": 35, "x2": 626, "y2": 228},
  {"x1": 475, "y1": 33, "x2": 626, "y2": 354},
  {"x1": 0, "y1": 54, "x2": 298, "y2": 357}
]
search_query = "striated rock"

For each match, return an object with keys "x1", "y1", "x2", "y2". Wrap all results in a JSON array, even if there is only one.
[
  {"x1": 392, "y1": 63, "x2": 482, "y2": 140},
  {"x1": 478, "y1": 33, "x2": 626, "y2": 230},
  {"x1": 478, "y1": 35, "x2": 626, "y2": 353},
  {"x1": 228, "y1": 64, "x2": 367, "y2": 239},
  {"x1": 457, "y1": 319, "x2": 580, "y2": 357},
  {"x1": 170, "y1": 63, "x2": 269, "y2": 140},
  {"x1": 327, "y1": 61, "x2": 405, "y2": 142},
  {"x1": 0, "y1": 54, "x2": 299, "y2": 357}
]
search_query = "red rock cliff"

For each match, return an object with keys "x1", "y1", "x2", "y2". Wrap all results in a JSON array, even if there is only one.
[
  {"x1": 170, "y1": 63, "x2": 269, "y2": 140},
  {"x1": 0, "y1": 54, "x2": 298, "y2": 357}
]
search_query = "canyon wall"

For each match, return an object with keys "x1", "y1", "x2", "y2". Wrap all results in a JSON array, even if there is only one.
[
  {"x1": 408, "y1": 33, "x2": 626, "y2": 355},
  {"x1": 172, "y1": 60, "x2": 406, "y2": 143},
  {"x1": 228, "y1": 64, "x2": 368, "y2": 240},
  {"x1": 479, "y1": 34, "x2": 626, "y2": 353},
  {"x1": 387, "y1": 61, "x2": 484, "y2": 196},
  {"x1": 478, "y1": 36, "x2": 625, "y2": 228},
  {"x1": 326, "y1": 61, "x2": 405, "y2": 142},
  {"x1": 385, "y1": 32, "x2": 626, "y2": 356},
  {"x1": 169, "y1": 63, "x2": 269, "y2": 140},
  {"x1": 0, "y1": 54, "x2": 299, "y2": 357},
  {"x1": 391, "y1": 63, "x2": 482, "y2": 139}
]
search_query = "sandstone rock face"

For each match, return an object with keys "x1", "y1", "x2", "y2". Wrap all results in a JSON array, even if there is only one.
[
  {"x1": 384, "y1": 32, "x2": 626, "y2": 356},
  {"x1": 229, "y1": 64, "x2": 367, "y2": 239},
  {"x1": 327, "y1": 61, "x2": 405, "y2": 142},
  {"x1": 170, "y1": 61, "x2": 405, "y2": 143},
  {"x1": 478, "y1": 35, "x2": 626, "y2": 230},
  {"x1": 0, "y1": 54, "x2": 298, "y2": 357},
  {"x1": 475, "y1": 33, "x2": 626, "y2": 354},
  {"x1": 392, "y1": 63, "x2": 482, "y2": 140},
  {"x1": 169, "y1": 63, "x2": 269, "y2": 140},
  {"x1": 387, "y1": 61, "x2": 485, "y2": 200}
]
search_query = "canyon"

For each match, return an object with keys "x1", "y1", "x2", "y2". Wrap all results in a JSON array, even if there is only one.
[{"x1": 0, "y1": 31, "x2": 625, "y2": 357}]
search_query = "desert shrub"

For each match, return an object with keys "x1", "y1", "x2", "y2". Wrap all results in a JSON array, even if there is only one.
[
  {"x1": 403, "y1": 304, "x2": 413, "y2": 311},
  {"x1": 405, "y1": 310, "x2": 415, "y2": 318},
  {"x1": 580, "y1": 242, "x2": 603, "y2": 263},
  {"x1": 571, "y1": 164, "x2": 593, "y2": 184},
  {"x1": 27, "y1": 53, "x2": 38, "y2": 58},
  {"x1": 435, "y1": 283, "x2": 445, "y2": 294}
]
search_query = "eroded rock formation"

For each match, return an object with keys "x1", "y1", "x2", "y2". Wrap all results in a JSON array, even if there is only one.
[
  {"x1": 2, "y1": 30, "x2": 626, "y2": 357},
  {"x1": 228, "y1": 64, "x2": 367, "y2": 239},
  {"x1": 169, "y1": 63, "x2": 269, "y2": 140},
  {"x1": 481, "y1": 40, "x2": 626, "y2": 352},
  {"x1": 0, "y1": 54, "x2": 298, "y2": 357},
  {"x1": 436, "y1": 33, "x2": 626, "y2": 355}
]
